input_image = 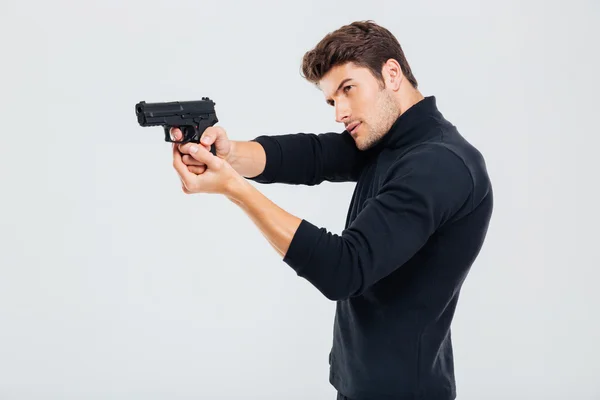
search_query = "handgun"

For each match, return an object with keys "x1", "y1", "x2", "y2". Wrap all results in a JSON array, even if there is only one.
[{"x1": 135, "y1": 97, "x2": 218, "y2": 155}]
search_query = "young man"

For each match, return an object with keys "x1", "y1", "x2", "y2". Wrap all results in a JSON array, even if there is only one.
[{"x1": 171, "y1": 20, "x2": 493, "y2": 400}]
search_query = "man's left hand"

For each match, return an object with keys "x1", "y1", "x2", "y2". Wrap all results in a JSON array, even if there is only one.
[{"x1": 172, "y1": 142, "x2": 241, "y2": 196}]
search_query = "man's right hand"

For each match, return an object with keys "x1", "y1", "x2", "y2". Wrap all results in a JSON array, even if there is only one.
[{"x1": 170, "y1": 126, "x2": 233, "y2": 174}]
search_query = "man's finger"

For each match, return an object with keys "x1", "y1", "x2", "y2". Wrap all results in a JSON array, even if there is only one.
[
  {"x1": 188, "y1": 165, "x2": 207, "y2": 174},
  {"x1": 170, "y1": 127, "x2": 182, "y2": 141},
  {"x1": 178, "y1": 142, "x2": 210, "y2": 155},
  {"x1": 182, "y1": 143, "x2": 220, "y2": 170},
  {"x1": 172, "y1": 143, "x2": 196, "y2": 186},
  {"x1": 182, "y1": 154, "x2": 205, "y2": 166},
  {"x1": 199, "y1": 126, "x2": 220, "y2": 146}
]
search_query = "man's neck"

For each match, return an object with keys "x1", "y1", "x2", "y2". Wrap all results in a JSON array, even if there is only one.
[{"x1": 397, "y1": 89, "x2": 425, "y2": 116}]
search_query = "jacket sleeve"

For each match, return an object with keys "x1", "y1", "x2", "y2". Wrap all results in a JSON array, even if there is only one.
[
  {"x1": 281, "y1": 144, "x2": 474, "y2": 300},
  {"x1": 247, "y1": 131, "x2": 368, "y2": 185}
]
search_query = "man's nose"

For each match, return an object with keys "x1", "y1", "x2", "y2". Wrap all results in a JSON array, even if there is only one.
[{"x1": 335, "y1": 103, "x2": 351, "y2": 124}]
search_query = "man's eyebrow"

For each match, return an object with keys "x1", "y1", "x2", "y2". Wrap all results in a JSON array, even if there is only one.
[{"x1": 325, "y1": 78, "x2": 354, "y2": 105}]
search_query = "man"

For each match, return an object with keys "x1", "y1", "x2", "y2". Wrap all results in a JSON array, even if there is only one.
[{"x1": 171, "y1": 20, "x2": 493, "y2": 400}]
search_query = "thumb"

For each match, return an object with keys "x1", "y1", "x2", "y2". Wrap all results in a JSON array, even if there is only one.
[
  {"x1": 188, "y1": 144, "x2": 220, "y2": 170},
  {"x1": 200, "y1": 127, "x2": 227, "y2": 152}
]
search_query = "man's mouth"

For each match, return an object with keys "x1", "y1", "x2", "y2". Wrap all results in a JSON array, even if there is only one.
[{"x1": 347, "y1": 122, "x2": 361, "y2": 135}]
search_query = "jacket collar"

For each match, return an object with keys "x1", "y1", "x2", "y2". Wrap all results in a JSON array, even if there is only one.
[{"x1": 368, "y1": 95, "x2": 444, "y2": 153}]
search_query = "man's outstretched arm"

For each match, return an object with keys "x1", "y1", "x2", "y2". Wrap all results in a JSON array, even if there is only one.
[
  {"x1": 172, "y1": 126, "x2": 367, "y2": 185},
  {"x1": 227, "y1": 177, "x2": 302, "y2": 258}
]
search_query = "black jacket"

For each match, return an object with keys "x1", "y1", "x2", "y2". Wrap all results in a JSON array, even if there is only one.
[{"x1": 249, "y1": 96, "x2": 493, "y2": 399}]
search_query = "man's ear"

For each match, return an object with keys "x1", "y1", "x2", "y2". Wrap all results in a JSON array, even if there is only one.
[{"x1": 383, "y1": 59, "x2": 403, "y2": 91}]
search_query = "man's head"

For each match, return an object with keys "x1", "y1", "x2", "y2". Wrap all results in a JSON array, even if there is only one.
[{"x1": 301, "y1": 20, "x2": 421, "y2": 150}]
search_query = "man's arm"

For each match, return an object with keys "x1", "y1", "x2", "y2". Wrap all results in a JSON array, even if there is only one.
[
  {"x1": 226, "y1": 177, "x2": 302, "y2": 258},
  {"x1": 226, "y1": 140, "x2": 268, "y2": 179},
  {"x1": 225, "y1": 144, "x2": 474, "y2": 300},
  {"x1": 180, "y1": 127, "x2": 367, "y2": 184},
  {"x1": 244, "y1": 131, "x2": 369, "y2": 185}
]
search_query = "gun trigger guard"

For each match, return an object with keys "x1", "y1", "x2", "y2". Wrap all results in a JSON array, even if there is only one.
[
  {"x1": 164, "y1": 126, "x2": 181, "y2": 143},
  {"x1": 164, "y1": 125, "x2": 216, "y2": 155}
]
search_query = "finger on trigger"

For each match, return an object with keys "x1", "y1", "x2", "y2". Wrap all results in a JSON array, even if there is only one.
[{"x1": 170, "y1": 127, "x2": 182, "y2": 141}]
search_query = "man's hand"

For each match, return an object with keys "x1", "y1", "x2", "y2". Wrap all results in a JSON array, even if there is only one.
[
  {"x1": 171, "y1": 126, "x2": 302, "y2": 259},
  {"x1": 172, "y1": 141, "x2": 242, "y2": 196},
  {"x1": 171, "y1": 126, "x2": 233, "y2": 175}
]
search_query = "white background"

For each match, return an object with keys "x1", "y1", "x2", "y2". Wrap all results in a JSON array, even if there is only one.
[{"x1": 1, "y1": 0, "x2": 599, "y2": 399}]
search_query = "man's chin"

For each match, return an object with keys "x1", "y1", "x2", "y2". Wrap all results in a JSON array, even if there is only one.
[
  {"x1": 354, "y1": 133, "x2": 381, "y2": 151},
  {"x1": 354, "y1": 138, "x2": 370, "y2": 151}
]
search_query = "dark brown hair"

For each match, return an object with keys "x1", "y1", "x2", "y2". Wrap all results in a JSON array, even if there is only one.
[{"x1": 301, "y1": 20, "x2": 418, "y2": 89}]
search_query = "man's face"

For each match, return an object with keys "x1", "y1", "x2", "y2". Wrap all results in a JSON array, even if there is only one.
[{"x1": 320, "y1": 62, "x2": 400, "y2": 150}]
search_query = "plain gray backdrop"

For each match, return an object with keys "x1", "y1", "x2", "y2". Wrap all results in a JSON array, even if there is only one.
[{"x1": 1, "y1": 0, "x2": 599, "y2": 399}]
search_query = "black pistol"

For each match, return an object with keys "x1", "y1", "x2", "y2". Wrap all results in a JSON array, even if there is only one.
[{"x1": 135, "y1": 97, "x2": 218, "y2": 155}]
